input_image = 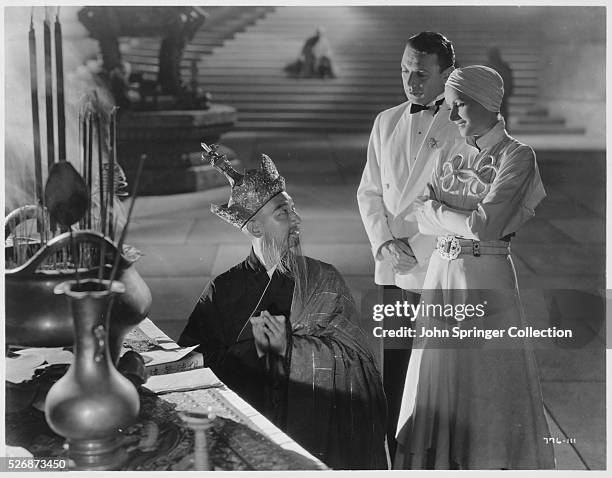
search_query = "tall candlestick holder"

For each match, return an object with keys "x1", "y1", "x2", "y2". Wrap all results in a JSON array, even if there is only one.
[{"x1": 180, "y1": 408, "x2": 218, "y2": 471}]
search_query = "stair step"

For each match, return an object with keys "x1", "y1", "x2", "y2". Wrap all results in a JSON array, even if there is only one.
[
  {"x1": 202, "y1": 49, "x2": 541, "y2": 62},
  {"x1": 123, "y1": 51, "x2": 537, "y2": 63},
  {"x1": 208, "y1": 93, "x2": 533, "y2": 105},
  {"x1": 218, "y1": 103, "x2": 529, "y2": 118},
  {"x1": 236, "y1": 111, "x2": 379, "y2": 121},
  {"x1": 199, "y1": 76, "x2": 400, "y2": 86},
  {"x1": 516, "y1": 116, "x2": 566, "y2": 125},
  {"x1": 231, "y1": 121, "x2": 585, "y2": 135},
  {"x1": 511, "y1": 125, "x2": 585, "y2": 135},
  {"x1": 194, "y1": 75, "x2": 536, "y2": 88},
  {"x1": 253, "y1": 21, "x2": 539, "y2": 31},
  {"x1": 210, "y1": 93, "x2": 405, "y2": 104},
  {"x1": 197, "y1": 64, "x2": 538, "y2": 77},
  {"x1": 231, "y1": 35, "x2": 541, "y2": 47},
  {"x1": 524, "y1": 107, "x2": 550, "y2": 116},
  {"x1": 234, "y1": 121, "x2": 372, "y2": 132},
  {"x1": 203, "y1": 84, "x2": 539, "y2": 96},
  {"x1": 234, "y1": 111, "x2": 566, "y2": 125},
  {"x1": 199, "y1": 59, "x2": 541, "y2": 71},
  {"x1": 127, "y1": 62, "x2": 538, "y2": 85}
]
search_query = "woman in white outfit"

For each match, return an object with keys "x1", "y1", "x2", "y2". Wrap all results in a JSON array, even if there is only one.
[{"x1": 394, "y1": 66, "x2": 555, "y2": 470}]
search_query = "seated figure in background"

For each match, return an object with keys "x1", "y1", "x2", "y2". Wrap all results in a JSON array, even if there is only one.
[
  {"x1": 178, "y1": 148, "x2": 386, "y2": 470},
  {"x1": 284, "y1": 27, "x2": 337, "y2": 79}
]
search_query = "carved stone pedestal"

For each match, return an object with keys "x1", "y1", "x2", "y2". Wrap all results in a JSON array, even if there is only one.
[{"x1": 117, "y1": 104, "x2": 239, "y2": 195}]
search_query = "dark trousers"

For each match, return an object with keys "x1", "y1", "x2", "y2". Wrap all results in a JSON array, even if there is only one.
[{"x1": 380, "y1": 285, "x2": 420, "y2": 459}]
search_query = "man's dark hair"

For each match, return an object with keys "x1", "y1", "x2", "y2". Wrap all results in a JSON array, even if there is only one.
[{"x1": 406, "y1": 31, "x2": 455, "y2": 71}]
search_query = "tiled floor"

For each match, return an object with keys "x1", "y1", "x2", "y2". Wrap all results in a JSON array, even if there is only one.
[{"x1": 125, "y1": 132, "x2": 606, "y2": 470}]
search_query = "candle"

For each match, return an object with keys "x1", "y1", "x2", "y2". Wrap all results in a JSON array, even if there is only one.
[
  {"x1": 54, "y1": 8, "x2": 66, "y2": 162},
  {"x1": 43, "y1": 7, "x2": 54, "y2": 171},
  {"x1": 86, "y1": 112, "x2": 93, "y2": 229},
  {"x1": 96, "y1": 112, "x2": 105, "y2": 235},
  {"x1": 108, "y1": 108, "x2": 116, "y2": 240},
  {"x1": 29, "y1": 11, "x2": 43, "y2": 205}
]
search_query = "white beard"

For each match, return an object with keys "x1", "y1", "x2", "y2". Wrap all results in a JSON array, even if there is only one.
[{"x1": 262, "y1": 231, "x2": 308, "y2": 303}]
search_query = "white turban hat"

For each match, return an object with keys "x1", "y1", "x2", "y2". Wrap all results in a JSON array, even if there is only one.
[{"x1": 446, "y1": 65, "x2": 504, "y2": 112}]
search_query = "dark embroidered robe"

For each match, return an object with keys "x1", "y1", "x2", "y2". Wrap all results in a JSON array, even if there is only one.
[{"x1": 179, "y1": 250, "x2": 387, "y2": 469}]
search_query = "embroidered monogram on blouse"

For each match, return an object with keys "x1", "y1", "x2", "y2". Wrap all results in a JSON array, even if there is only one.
[{"x1": 440, "y1": 153, "x2": 499, "y2": 196}]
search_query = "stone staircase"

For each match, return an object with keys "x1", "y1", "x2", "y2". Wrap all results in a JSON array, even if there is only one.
[
  {"x1": 120, "y1": 6, "x2": 275, "y2": 81},
  {"x1": 121, "y1": 5, "x2": 583, "y2": 135}
]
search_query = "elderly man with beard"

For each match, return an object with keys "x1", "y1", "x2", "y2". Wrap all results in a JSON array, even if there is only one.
[{"x1": 178, "y1": 147, "x2": 387, "y2": 470}]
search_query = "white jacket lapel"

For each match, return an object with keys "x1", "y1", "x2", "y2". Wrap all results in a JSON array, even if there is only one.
[
  {"x1": 387, "y1": 107, "x2": 412, "y2": 186},
  {"x1": 398, "y1": 109, "x2": 451, "y2": 201}
]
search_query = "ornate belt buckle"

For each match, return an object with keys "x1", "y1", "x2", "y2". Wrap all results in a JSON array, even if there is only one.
[{"x1": 437, "y1": 235, "x2": 461, "y2": 260}]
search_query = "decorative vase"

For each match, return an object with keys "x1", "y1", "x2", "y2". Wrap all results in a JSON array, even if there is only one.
[
  {"x1": 5, "y1": 231, "x2": 152, "y2": 363},
  {"x1": 44, "y1": 279, "x2": 140, "y2": 470}
]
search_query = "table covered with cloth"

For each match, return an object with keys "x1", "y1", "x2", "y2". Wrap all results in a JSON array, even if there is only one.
[{"x1": 5, "y1": 384, "x2": 327, "y2": 471}]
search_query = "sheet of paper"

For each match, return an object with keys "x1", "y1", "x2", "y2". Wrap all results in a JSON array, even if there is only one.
[
  {"x1": 122, "y1": 318, "x2": 198, "y2": 365},
  {"x1": 140, "y1": 345, "x2": 199, "y2": 367},
  {"x1": 6, "y1": 353, "x2": 45, "y2": 383},
  {"x1": 6, "y1": 348, "x2": 74, "y2": 383},
  {"x1": 137, "y1": 318, "x2": 179, "y2": 350},
  {"x1": 143, "y1": 368, "x2": 222, "y2": 394},
  {"x1": 5, "y1": 446, "x2": 34, "y2": 457},
  {"x1": 16, "y1": 347, "x2": 73, "y2": 365}
]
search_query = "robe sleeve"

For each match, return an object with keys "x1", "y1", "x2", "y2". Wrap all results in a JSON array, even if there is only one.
[
  {"x1": 177, "y1": 281, "x2": 263, "y2": 382},
  {"x1": 284, "y1": 264, "x2": 387, "y2": 469},
  {"x1": 417, "y1": 145, "x2": 542, "y2": 241},
  {"x1": 262, "y1": 330, "x2": 293, "y2": 427},
  {"x1": 357, "y1": 113, "x2": 394, "y2": 259}
]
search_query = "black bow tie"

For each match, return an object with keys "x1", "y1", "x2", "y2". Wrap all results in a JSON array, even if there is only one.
[{"x1": 410, "y1": 98, "x2": 445, "y2": 115}]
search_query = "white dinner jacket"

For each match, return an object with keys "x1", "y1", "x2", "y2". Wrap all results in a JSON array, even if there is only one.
[{"x1": 357, "y1": 99, "x2": 462, "y2": 291}]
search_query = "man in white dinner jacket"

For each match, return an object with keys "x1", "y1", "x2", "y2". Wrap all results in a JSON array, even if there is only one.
[{"x1": 357, "y1": 31, "x2": 462, "y2": 460}]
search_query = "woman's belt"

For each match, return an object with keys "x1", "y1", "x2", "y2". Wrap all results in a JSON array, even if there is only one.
[{"x1": 436, "y1": 235, "x2": 510, "y2": 260}]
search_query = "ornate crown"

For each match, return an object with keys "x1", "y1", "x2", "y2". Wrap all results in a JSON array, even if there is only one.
[{"x1": 203, "y1": 142, "x2": 286, "y2": 228}]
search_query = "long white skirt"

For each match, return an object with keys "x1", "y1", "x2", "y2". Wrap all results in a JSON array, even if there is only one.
[{"x1": 394, "y1": 251, "x2": 555, "y2": 469}]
